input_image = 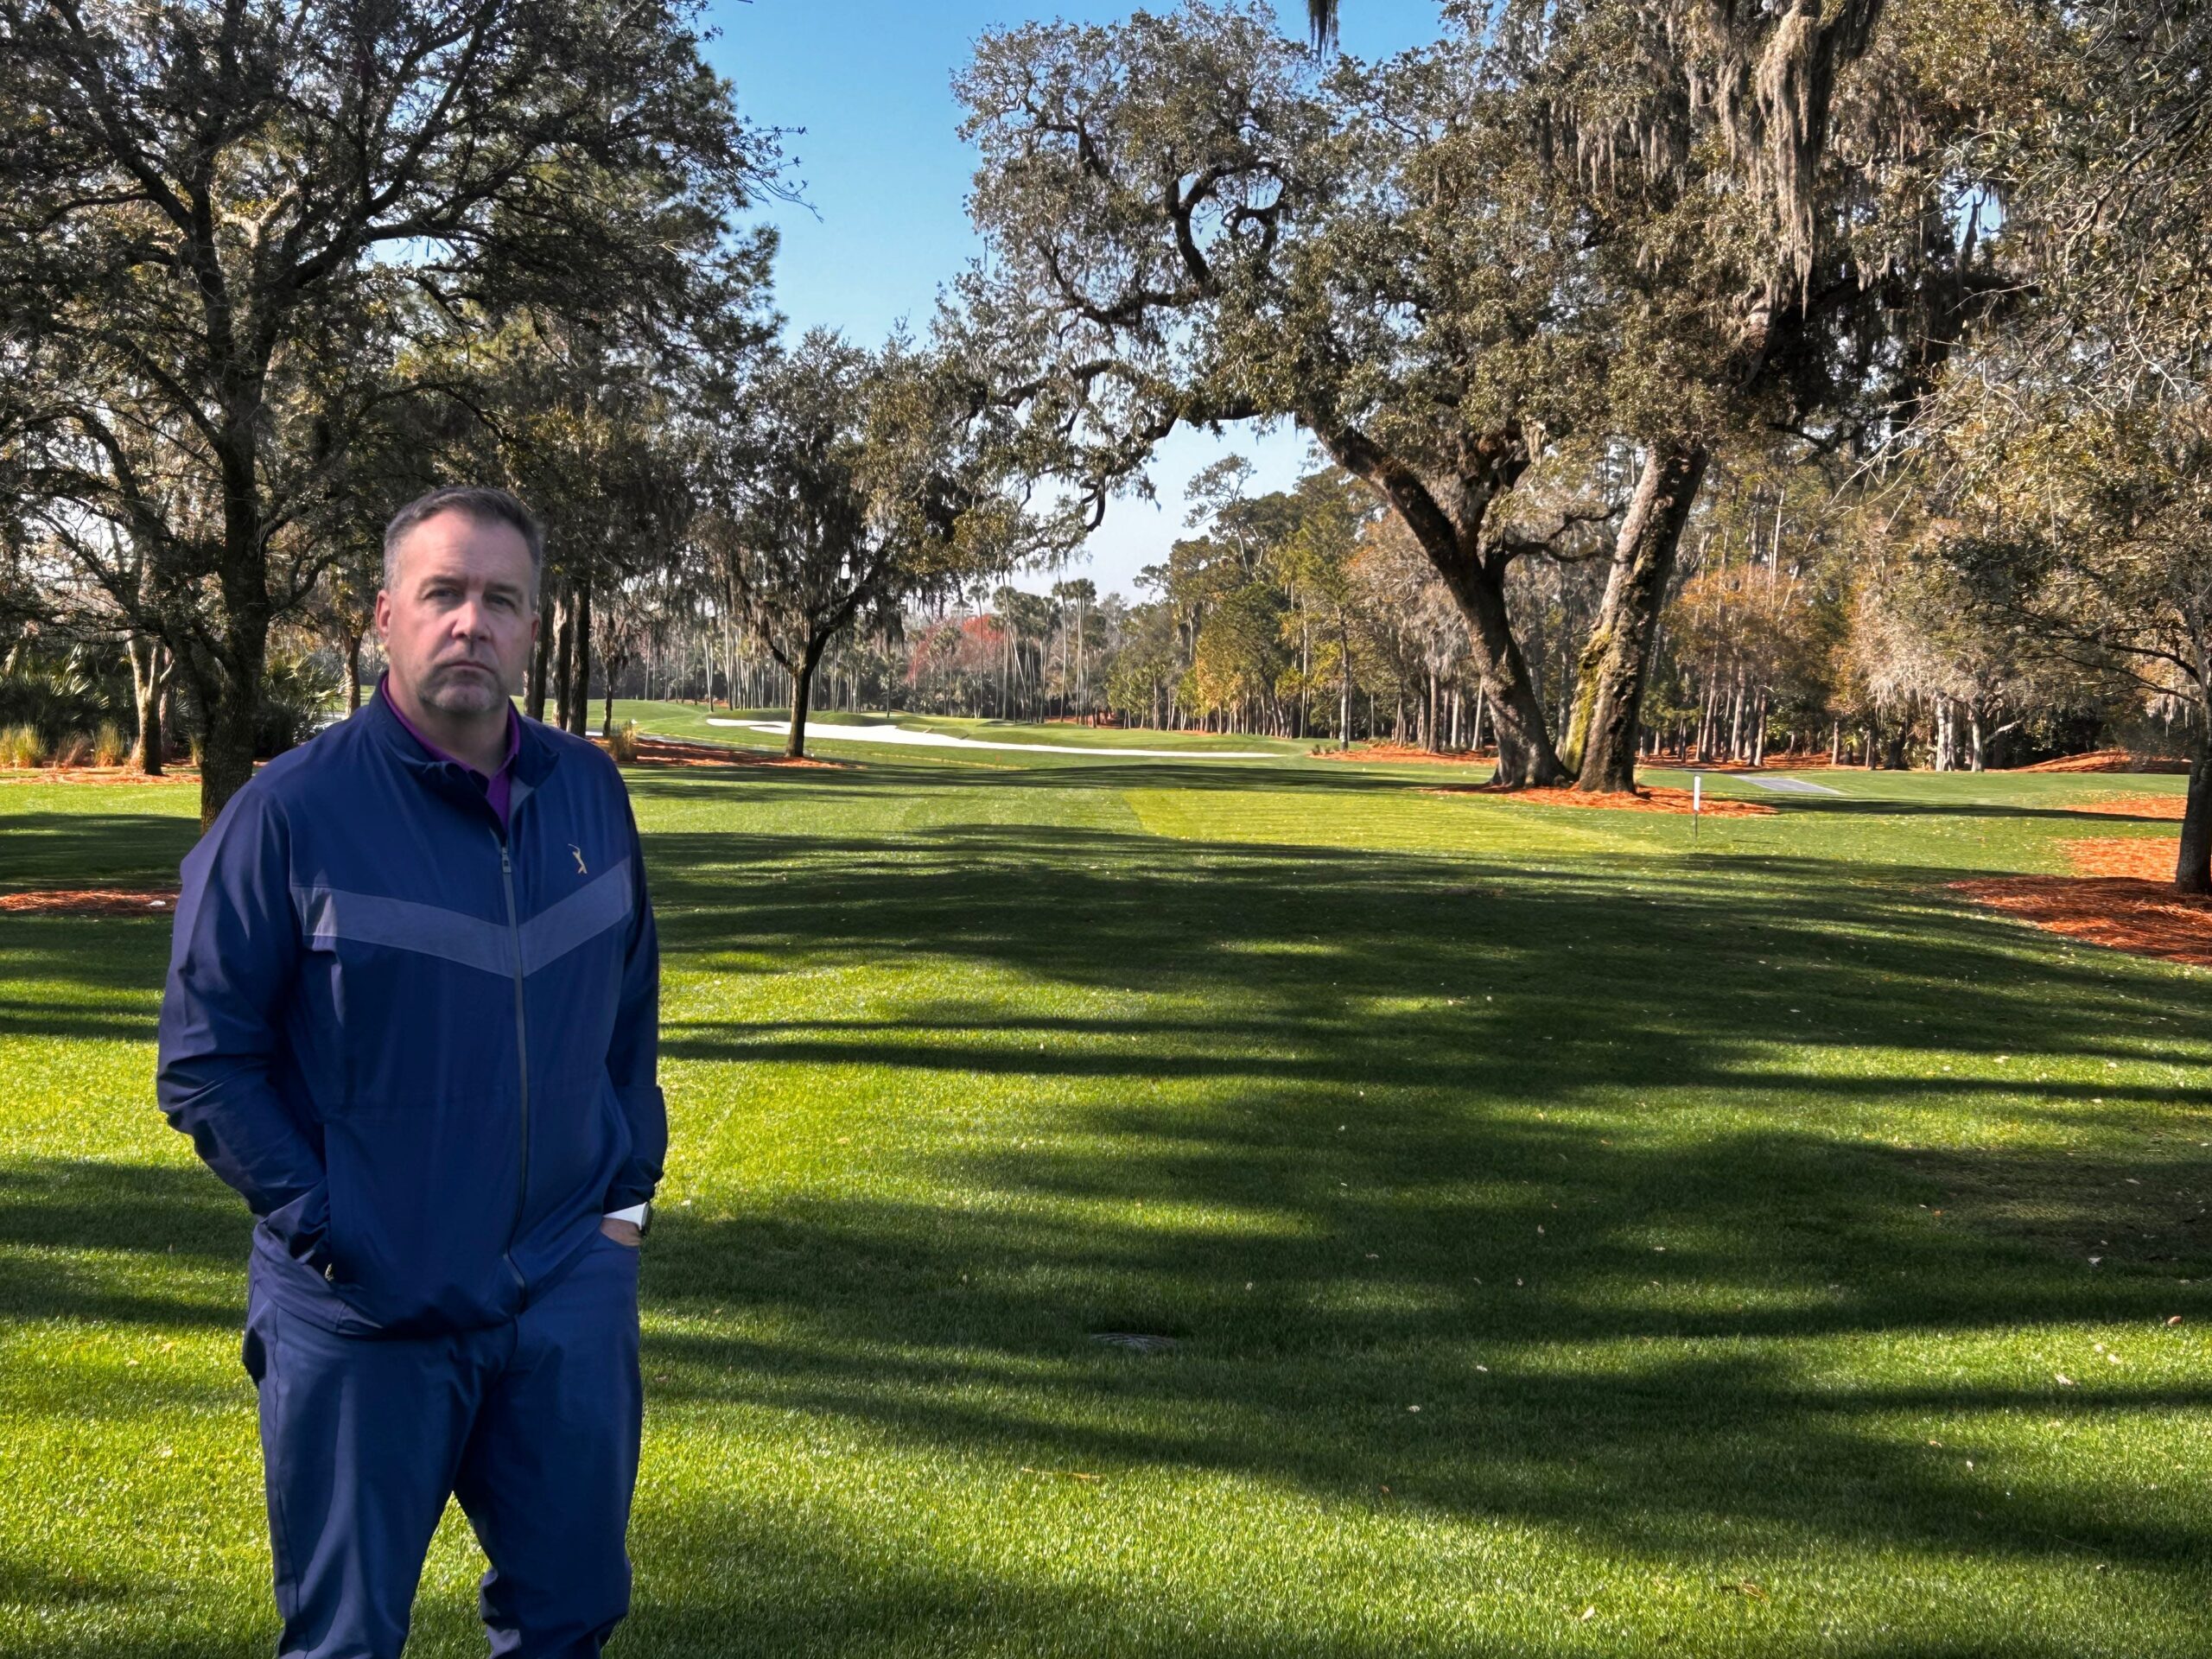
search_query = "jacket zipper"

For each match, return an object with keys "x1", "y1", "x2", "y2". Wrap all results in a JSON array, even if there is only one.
[{"x1": 494, "y1": 830, "x2": 531, "y2": 1294}]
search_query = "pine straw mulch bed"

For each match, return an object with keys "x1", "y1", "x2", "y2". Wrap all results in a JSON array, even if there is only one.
[
  {"x1": 0, "y1": 889, "x2": 179, "y2": 917},
  {"x1": 1952, "y1": 836, "x2": 2212, "y2": 969},
  {"x1": 1322, "y1": 743, "x2": 1840, "y2": 774},
  {"x1": 1421, "y1": 783, "x2": 1777, "y2": 817},
  {"x1": 597, "y1": 735, "x2": 844, "y2": 770},
  {"x1": 2066, "y1": 793, "x2": 2187, "y2": 820},
  {"x1": 0, "y1": 765, "x2": 195, "y2": 785},
  {"x1": 2012, "y1": 749, "x2": 2191, "y2": 774}
]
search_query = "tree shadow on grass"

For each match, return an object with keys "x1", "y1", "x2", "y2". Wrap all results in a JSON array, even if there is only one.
[
  {"x1": 13, "y1": 1142, "x2": 2203, "y2": 1655},
  {"x1": 646, "y1": 820, "x2": 2212, "y2": 1088},
  {"x1": 631, "y1": 1105, "x2": 2212, "y2": 1559},
  {"x1": 0, "y1": 1159, "x2": 250, "y2": 1331},
  {"x1": 0, "y1": 810, "x2": 197, "y2": 889}
]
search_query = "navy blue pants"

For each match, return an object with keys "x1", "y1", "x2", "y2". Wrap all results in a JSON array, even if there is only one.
[{"x1": 242, "y1": 1233, "x2": 643, "y2": 1659}]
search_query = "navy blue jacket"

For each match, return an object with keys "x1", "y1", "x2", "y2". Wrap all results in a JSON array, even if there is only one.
[{"x1": 157, "y1": 691, "x2": 664, "y2": 1337}]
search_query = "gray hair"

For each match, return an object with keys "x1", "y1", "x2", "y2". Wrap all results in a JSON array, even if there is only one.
[{"x1": 382, "y1": 485, "x2": 545, "y2": 595}]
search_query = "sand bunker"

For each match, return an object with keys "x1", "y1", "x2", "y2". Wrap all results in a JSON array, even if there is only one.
[{"x1": 1319, "y1": 743, "x2": 1494, "y2": 766}]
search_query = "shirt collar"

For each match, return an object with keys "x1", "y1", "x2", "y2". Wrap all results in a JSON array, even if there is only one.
[{"x1": 377, "y1": 674, "x2": 520, "y2": 780}]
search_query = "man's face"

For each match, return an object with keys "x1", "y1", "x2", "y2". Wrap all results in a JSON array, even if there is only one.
[{"x1": 375, "y1": 512, "x2": 537, "y2": 717}]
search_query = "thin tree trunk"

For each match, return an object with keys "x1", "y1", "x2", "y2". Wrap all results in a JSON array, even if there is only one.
[
  {"x1": 128, "y1": 636, "x2": 166, "y2": 777},
  {"x1": 529, "y1": 585, "x2": 554, "y2": 722},
  {"x1": 343, "y1": 629, "x2": 364, "y2": 714},
  {"x1": 786, "y1": 635, "x2": 830, "y2": 760},
  {"x1": 551, "y1": 586, "x2": 575, "y2": 731},
  {"x1": 566, "y1": 577, "x2": 593, "y2": 735},
  {"x1": 1565, "y1": 442, "x2": 1708, "y2": 791}
]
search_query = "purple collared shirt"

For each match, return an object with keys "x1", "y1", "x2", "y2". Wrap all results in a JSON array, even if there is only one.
[{"x1": 380, "y1": 678, "x2": 522, "y2": 831}]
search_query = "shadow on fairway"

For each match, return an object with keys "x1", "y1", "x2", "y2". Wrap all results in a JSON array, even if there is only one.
[
  {"x1": 10, "y1": 773, "x2": 2212, "y2": 1656},
  {"x1": 0, "y1": 810, "x2": 194, "y2": 1041},
  {"x1": 617, "y1": 816, "x2": 2212, "y2": 1634},
  {"x1": 626, "y1": 1104, "x2": 2212, "y2": 1578},
  {"x1": 649, "y1": 820, "x2": 2207, "y2": 1085},
  {"x1": 0, "y1": 1158, "x2": 251, "y2": 1330}
]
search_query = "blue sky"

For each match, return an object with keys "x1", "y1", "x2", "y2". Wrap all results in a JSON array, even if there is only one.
[{"x1": 699, "y1": 0, "x2": 1449, "y2": 601}]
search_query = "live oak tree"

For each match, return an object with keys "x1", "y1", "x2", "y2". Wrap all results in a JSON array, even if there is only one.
[
  {"x1": 1522, "y1": 0, "x2": 2019, "y2": 791},
  {"x1": 0, "y1": 0, "x2": 766, "y2": 826},
  {"x1": 710, "y1": 332, "x2": 1033, "y2": 760},
  {"x1": 982, "y1": 1, "x2": 2005, "y2": 791},
  {"x1": 957, "y1": 2, "x2": 1627, "y2": 785},
  {"x1": 1930, "y1": 391, "x2": 2212, "y2": 887},
  {"x1": 1906, "y1": 0, "x2": 2212, "y2": 886}
]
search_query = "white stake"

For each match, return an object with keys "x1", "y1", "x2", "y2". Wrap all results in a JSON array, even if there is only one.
[{"x1": 1692, "y1": 774, "x2": 1701, "y2": 845}]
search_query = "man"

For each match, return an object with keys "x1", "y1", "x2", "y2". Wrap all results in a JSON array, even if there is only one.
[{"x1": 157, "y1": 485, "x2": 664, "y2": 1659}]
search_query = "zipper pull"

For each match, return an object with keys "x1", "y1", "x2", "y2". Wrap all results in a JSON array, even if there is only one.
[{"x1": 499, "y1": 843, "x2": 512, "y2": 875}]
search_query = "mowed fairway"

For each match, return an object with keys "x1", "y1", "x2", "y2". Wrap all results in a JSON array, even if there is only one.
[{"x1": 3, "y1": 715, "x2": 2209, "y2": 1657}]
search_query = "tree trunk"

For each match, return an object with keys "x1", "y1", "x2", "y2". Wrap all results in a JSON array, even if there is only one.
[
  {"x1": 343, "y1": 629, "x2": 364, "y2": 714},
  {"x1": 128, "y1": 636, "x2": 166, "y2": 777},
  {"x1": 1565, "y1": 443, "x2": 1708, "y2": 791},
  {"x1": 528, "y1": 585, "x2": 554, "y2": 722},
  {"x1": 786, "y1": 635, "x2": 830, "y2": 760},
  {"x1": 194, "y1": 659, "x2": 262, "y2": 832},
  {"x1": 2181, "y1": 731, "x2": 2212, "y2": 894},
  {"x1": 1884, "y1": 720, "x2": 1909, "y2": 771},
  {"x1": 566, "y1": 577, "x2": 593, "y2": 735},
  {"x1": 552, "y1": 587, "x2": 575, "y2": 731},
  {"x1": 1319, "y1": 435, "x2": 1563, "y2": 784}
]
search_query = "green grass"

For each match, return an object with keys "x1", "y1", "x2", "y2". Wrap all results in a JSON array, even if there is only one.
[{"x1": 3, "y1": 744, "x2": 2208, "y2": 1656}]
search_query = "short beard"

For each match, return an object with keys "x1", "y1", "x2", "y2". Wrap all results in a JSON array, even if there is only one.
[{"x1": 416, "y1": 665, "x2": 511, "y2": 715}]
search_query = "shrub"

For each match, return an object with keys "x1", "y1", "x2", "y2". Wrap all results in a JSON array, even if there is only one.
[
  {"x1": 51, "y1": 731, "x2": 93, "y2": 768},
  {"x1": 607, "y1": 720, "x2": 641, "y2": 764},
  {"x1": 92, "y1": 721, "x2": 128, "y2": 766},
  {"x1": 0, "y1": 724, "x2": 43, "y2": 767},
  {"x1": 0, "y1": 651, "x2": 115, "y2": 749}
]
